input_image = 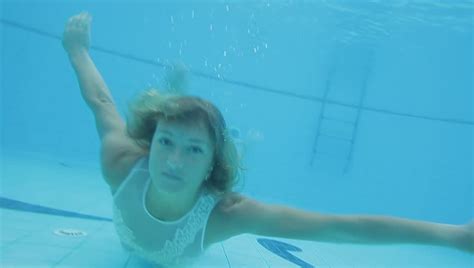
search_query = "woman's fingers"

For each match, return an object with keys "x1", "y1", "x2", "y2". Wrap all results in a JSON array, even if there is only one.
[
  {"x1": 78, "y1": 12, "x2": 92, "y2": 23},
  {"x1": 63, "y1": 12, "x2": 92, "y2": 53},
  {"x1": 67, "y1": 12, "x2": 92, "y2": 29}
]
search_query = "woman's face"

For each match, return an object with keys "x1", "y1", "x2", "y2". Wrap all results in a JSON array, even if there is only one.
[{"x1": 148, "y1": 119, "x2": 215, "y2": 194}]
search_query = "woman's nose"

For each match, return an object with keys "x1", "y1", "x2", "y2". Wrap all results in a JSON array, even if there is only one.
[
  {"x1": 166, "y1": 150, "x2": 184, "y2": 169},
  {"x1": 166, "y1": 159, "x2": 183, "y2": 170}
]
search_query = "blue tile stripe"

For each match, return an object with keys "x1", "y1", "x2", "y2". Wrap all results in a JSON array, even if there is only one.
[{"x1": 0, "y1": 196, "x2": 112, "y2": 222}]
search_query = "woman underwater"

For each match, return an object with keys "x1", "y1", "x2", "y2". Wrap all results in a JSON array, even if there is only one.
[{"x1": 63, "y1": 12, "x2": 473, "y2": 267}]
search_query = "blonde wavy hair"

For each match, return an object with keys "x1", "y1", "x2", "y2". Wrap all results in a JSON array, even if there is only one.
[{"x1": 126, "y1": 89, "x2": 244, "y2": 195}]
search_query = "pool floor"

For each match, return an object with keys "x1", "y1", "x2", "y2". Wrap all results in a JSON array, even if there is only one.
[{"x1": 1, "y1": 151, "x2": 472, "y2": 267}]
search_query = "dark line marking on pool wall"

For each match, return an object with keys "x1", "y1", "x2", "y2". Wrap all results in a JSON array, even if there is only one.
[
  {"x1": 257, "y1": 238, "x2": 315, "y2": 268},
  {"x1": 0, "y1": 197, "x2": 111, "y2": 222}
]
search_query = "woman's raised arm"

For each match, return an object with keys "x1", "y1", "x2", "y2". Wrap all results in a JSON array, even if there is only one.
[
  {"x1": 63, "y1": 12, "x2": 124, "y2": 139},
  {"x1": 63, "y1": 12, "x2": 145, "y2": 192}
]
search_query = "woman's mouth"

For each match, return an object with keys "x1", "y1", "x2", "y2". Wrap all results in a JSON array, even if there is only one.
[{"x1": 162, "y1": 172, "x2": 182, "y2": 181}]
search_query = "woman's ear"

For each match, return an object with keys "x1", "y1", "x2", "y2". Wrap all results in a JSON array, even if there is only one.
[{"x1": 205, "y1": 167, "x2": 213, "y2": 180}]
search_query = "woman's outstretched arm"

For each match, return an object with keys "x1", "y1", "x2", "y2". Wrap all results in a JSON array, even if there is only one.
[
  {"x1": 63, "y1": 12, "x2": 145, "y2": 192},
  {"x1": 214, "y1": 194, "x2": 473, "y2": 254}
]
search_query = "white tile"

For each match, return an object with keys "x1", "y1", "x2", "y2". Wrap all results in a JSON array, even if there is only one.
[
  {"x1": 223, "y1": 235, "x2": 269, "y2": 268},
  {"x1": 55, "y1": 245, "x2": 130, "y2": 268},
  {"x1": 1, "y1": 227, "x2": 31, "y2": 245},
  {"x1": 192, "y1": 243, "x2": 230, "y2": 267},
  {"x1": 1, "y1": 243, "x2": 73, "y2": 267},
  {"x1": 79, "y1": 224, "x2": 123, "y2": 254}
]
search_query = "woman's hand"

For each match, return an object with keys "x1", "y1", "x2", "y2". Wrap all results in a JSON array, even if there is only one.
[
  {"x1": 456, "y1": 220, "x2": 474, "y2": 253},
  {"x1": 62, "y1": 12, "x2": 92, "y2": 56}
]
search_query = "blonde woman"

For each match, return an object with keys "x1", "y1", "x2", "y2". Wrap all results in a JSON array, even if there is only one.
[{"x1": 63, "y1": 12, "x2": 473, "y2": 267}]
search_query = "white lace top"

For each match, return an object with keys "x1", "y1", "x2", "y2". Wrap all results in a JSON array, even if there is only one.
[{"x1": 112, "y1": 157, "x2": 220, "y2": 267}]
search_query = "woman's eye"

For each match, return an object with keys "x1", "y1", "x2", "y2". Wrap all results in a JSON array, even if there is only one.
[
  {"x1": 159, "y1": 138, "x2": 171, "y2": 146},
  {"x1": 190, "y1": 146, "x2": 203, "y2": 154}
]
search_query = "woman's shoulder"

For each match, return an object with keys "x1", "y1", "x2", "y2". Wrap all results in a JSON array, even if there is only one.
[
  {"x1": 103, "y1": 150, "x2": 147, "y2": 195},
  {"x1": 204, "y1": 192, "x2": 264, "y2": 247},
  {"x1": 204, "y1": 192, "x2": 251, "y2": 247},
  {"x1": 213, "y1": 192, "x2": 259, "y2": 215}
]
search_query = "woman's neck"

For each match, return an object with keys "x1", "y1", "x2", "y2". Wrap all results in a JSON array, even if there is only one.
[{"x1": 145, "y1": 180, "x2": 201, "y2": 221}]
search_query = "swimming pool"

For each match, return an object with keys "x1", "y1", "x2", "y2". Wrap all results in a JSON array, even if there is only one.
[{"x1": 1, "y1": 1, "x2": 473, "y2": 267}]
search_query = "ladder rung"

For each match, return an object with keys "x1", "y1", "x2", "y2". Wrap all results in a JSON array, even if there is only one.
[
  {"x1": 313, "y1": 150, "x2": 350, "y2": 160},
  {"x1": 318, "y1": 132, "x2": 353, "y2": 142},
  {"x1": 322, "y1": 115, "x2": 356, "y2": 125}
]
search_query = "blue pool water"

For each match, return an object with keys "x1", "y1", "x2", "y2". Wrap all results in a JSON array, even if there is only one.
[{"x1": 1, "y1": 1, "x2": 473, "y2": 267}]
